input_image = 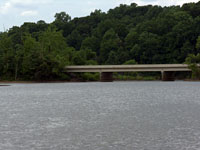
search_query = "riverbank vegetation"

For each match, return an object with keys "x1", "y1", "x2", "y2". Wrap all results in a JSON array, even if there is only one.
[
  {"x1": 185, "y1": 53, "x2": 200, "y2": 79},
  {"x1": 1, "y1": 2, "x2": 200, "y2": 81}
]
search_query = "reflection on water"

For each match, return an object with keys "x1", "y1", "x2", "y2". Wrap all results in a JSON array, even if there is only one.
[{"x1": 0, "y1": 81, "x2": 200, "y2": 150}]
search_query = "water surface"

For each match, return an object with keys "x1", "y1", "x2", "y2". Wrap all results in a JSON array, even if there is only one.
[{"x1": 0, "y1": 81, "x2": 200, "y2": 150}]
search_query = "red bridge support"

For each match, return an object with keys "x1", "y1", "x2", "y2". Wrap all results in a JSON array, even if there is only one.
[
  {"x1": 100, "y1": 72, "x2": 113, "y2": 82},
  {"x1": 162, "y1": 71, "x2": 175, "y2": 81}
]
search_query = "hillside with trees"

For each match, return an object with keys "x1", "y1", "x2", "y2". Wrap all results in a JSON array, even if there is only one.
[{"x1": 0, "y1": 2, "x2": 200, "y2": 80}]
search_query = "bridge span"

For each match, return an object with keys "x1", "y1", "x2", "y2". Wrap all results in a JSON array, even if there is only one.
[{"x1": 65, "y1": 64, "x2": 192, "y2": 82}]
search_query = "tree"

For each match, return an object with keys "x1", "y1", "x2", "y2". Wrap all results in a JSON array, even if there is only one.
[
  {"x1": 185, "y1": 36, "x2": 200, "y2": 79},
  {"x1": 96, "y1": 19, "x2": 115, "y2": 37},
  {"x1": 53, "y1": 12, "x2": 72, "y2": 36},
  {"x1": 20, "y1": 27, "x2": 71, "y2": 80},
  {"x1": 21, "y1": 35, "x2": 41, "y2": 79},
  {"x1": 106, "y1": 51, "x2": 119, "y2": 64},
  {"x1": 123, "y1": 59, "x2": 137, "y2": 65},
  {"x1": 72, "y1": 50, "x2": 86, "y2": 65},
  {"x1": 196, "y1": 36, "x2": 200, "y2": 50},
  {"x1": 99, "y1": 29, "x2": 121, "y2": 64},
  {"x1": 130, "y1": 44, "x2": 141, "y2": 63},
  {"x1": 54, "y1": 12, "x2": 71, "y2": 23},
  {"x1": 137, "y1": 32, "x2": 161, "y2": 64},
  {"x1": 81, "y1": 36, "x2": 100, "y2": 54},
  {"x1": 0, "y1": 33, "x2": 15, "y2": 79},
  {"x1": 37, "y1": 26, "x2": 71, "y2": 80},
  {"x1": 125, "y1": 29, "x2": 139, "y2": 50},
  {"x1": 185, "y1": 53, "x2": 200, "y2": 79},
  {"x1": 67, "y1": 30, "x2": 82, "y2": 50},
  {"x1": 179, "y1": 41, "x2": 194, "y2": 62}
]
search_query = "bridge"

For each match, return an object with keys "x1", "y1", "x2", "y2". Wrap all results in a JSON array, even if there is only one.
[{"x1": 65, "y1": 64, "x2": 192, "y2": 82}]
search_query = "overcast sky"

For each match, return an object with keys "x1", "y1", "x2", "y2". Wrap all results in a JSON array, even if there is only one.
[{"x1": 0, "y1": 0, "x2": 199, "y2": 31}]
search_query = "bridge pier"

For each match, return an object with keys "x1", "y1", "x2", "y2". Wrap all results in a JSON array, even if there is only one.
[
  {"x1": 162, "y1": 71, "x2": 175, "y2": 81},
  {"x1": 100, "y1": 72, "x2": 113, "y2": 82}
]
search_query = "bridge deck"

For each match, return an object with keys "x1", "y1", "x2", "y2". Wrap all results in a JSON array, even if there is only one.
[{"x1": 65, "y1": 64, "x2": 191, "y2": 73}]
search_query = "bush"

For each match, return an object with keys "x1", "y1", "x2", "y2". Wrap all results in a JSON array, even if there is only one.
[
  {"x1": 82, "y1": 73, "x2": 99, "y2": 81},
  {"x1": 185, "y1": 53, "x2": 200, "y2": 79}
]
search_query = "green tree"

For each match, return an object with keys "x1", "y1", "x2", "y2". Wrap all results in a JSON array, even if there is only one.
[
  {"x1": 196, "y1": 36, "x2": 200, "y2": 50},
  {"x1": 106, "y1": 51, "x2": 119, "y2": 64},
  {"x1": 185, "y1": 53, "x2": 200, "y2": 79},
  {"x1": 21, "y1": 35, "x2": 41, "y2": 79},
  {"x1": 100, "y1": 29, "x2": 121, "y2": 64},
  {"x1": 20, "y1": 27, "x2": 71, "y2": 80},
  {"x1": 0, "y1": 33, "x2": 15, "y2": 79},
  {"x1": 81, "y1": 36, "x2": 100, "y2": 54},
  {"x1": 123, "y1": 59, "x2": 137, "y2": 65},
  {"x1": 37, "y1": 27, "x2": 70, "y2": 80},
  {"x1": 72, "y1": 50, "x2": 86, "y2": 65},
  {"x1": 67, "y1": 30, "x2": 82, "y2": 50},
  {"x1": 125, "y1": 29, "x2": 139, "y2": 50},
  {"x1": 54, "y1": 12, "x2": 71, "y2": 23}
]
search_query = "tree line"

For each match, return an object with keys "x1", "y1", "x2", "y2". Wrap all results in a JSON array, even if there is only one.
[{"x1": 1, "y1": 2, "x2": 200, "y2": 80}]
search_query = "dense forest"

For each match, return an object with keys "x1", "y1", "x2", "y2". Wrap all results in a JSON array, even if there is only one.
[{"x1": 1, "y1": 2, "x2": 200, "y2": 81}]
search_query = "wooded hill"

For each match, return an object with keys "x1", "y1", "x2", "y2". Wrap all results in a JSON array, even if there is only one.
[{"x1": 0, "y1": 2, "x2": 200, "y2": 80}]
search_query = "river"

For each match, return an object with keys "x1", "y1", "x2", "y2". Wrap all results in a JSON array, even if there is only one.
[{"x1": 0, "y1": 81, "x2": 200, "y2": 150}]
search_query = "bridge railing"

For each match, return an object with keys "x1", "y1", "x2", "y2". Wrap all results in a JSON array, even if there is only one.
[{"x1": 65, "y1": 64, "x2": 191, "y2": 73}]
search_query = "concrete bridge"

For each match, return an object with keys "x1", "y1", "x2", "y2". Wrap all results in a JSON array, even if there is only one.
[{"x1": 65, "y1": 64, "x2": 192, "y2": 82}]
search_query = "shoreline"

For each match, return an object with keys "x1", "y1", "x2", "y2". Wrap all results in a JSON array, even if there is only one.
[
  {"x1": 0, "y1": 79, "x2": 200, "y2": 84},
  {"x1": 0, "y1": 81, "x2": 72, "y2": 84}
]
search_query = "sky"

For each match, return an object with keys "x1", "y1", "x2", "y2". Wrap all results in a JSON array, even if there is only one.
[{"x1": 0, "y1": 0, "x2": 199, "y2": 31}]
